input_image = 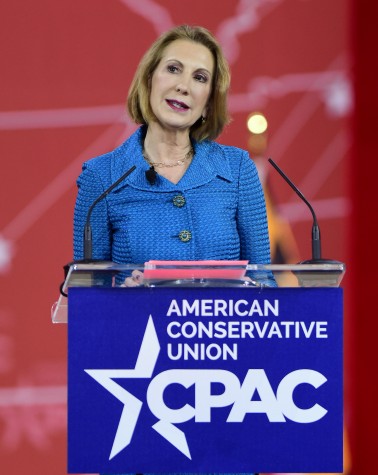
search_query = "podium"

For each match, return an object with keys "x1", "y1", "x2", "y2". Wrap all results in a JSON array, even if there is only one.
[{"x1": 52, "y1": 261, "x2": 345, "y2": 474}]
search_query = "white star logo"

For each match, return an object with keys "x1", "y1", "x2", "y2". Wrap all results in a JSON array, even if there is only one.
[{"x1": 85, "y1": 315, "x2": 160, "y2": 460}]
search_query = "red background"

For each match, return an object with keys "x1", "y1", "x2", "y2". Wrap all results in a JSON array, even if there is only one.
[{"x1": 0, "y1": 1, "x2": 375, "y2": 473}]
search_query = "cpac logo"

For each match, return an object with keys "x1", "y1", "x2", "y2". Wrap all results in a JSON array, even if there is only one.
[{"x1": 85, "y1": 316, "x2": 327, "y2": 461}]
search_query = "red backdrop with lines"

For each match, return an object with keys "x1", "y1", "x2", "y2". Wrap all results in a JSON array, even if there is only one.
[{"x1": 1, "y1": 1, "x2": 372, "y2": 474}]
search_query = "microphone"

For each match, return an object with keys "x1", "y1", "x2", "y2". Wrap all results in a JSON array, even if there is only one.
[
  {"x1": 145, "y1": 166, "x2": 157, "y2": 185},
  {"x1": 268, "y1": 158, "x2": 341, "y2": 265},
  {"x1": 59, "y1": 165, "x2": 137, "y2": 297},
  {"x1": 84, "y1": 165, "x2": 136, "y2": 260}
]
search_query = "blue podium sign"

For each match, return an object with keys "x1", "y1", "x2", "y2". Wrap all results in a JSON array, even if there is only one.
[{"x1": 68, "y1": 287, "x2": 343, "y2": 474}]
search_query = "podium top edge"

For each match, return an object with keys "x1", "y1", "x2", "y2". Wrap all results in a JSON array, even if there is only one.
[{"x1": 69, "y1": 262, "x2": 346, "y2": 272}]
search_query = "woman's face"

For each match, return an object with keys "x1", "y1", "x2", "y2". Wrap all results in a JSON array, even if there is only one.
[{"x1": 149, "y1": 39, "x2": 214, "y2": 134}]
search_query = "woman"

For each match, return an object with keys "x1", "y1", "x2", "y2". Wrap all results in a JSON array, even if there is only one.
[
  {"x1": 74, "y1": 24, "x2": 270, "y2": 475},
  {"x1": 74, "y1": 24, "x2": 274, "y2": 285}
]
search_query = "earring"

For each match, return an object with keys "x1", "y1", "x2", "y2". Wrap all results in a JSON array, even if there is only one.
[{"x1": 201, "y1": 116, "x2": 207, "y2": 124}]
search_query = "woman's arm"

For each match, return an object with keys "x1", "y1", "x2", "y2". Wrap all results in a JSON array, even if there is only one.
[{"x1": 237, "y1": 152, "x2": 277, "y2": 286}]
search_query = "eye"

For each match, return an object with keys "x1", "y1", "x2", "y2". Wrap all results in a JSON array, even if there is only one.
[
  {"x1": 167, "y1": 64, "x2": 180, "y2": 73},
  {"x1": 194, "y1": 73, "x2": 209, "y2": 83}
]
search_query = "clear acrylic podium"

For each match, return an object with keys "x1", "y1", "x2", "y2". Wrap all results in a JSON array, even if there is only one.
[
  {"x1": 52, "y1": 261, "x2": 346, "y2": 323},
  {"x1": 55, "y1": 260, "x2": 345, "y2": 473}
]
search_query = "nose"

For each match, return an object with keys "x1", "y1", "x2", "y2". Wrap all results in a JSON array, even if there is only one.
[
  {"x1": 176, "y1": 84, "x2": 189, "y2": 95},
  {"x1": 176, "y1": 74, "x2": 190, "y2": 95}
]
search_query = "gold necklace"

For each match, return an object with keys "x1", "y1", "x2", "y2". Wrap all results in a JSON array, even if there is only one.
[{"x1": 143, "y1": 146, "x2": 194, "y2": 168}]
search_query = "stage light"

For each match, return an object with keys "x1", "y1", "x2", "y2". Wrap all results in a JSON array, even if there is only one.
[{"x1": 247, "y1": 113, "x2": 268, "y2": 134}]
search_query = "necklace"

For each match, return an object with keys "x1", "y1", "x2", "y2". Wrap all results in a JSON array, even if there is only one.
[{"x1": 143, "y1": 146, "x2": 194, "y2": 168}]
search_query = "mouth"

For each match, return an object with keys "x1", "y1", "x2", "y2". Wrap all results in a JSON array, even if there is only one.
[{"x1": 166, "y1": 99, "x2": 190, "y2": 111}]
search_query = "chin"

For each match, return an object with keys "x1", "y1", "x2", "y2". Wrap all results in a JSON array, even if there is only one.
[{"x1": 159, "y1": 120, "x2": 193, "y2": 132}]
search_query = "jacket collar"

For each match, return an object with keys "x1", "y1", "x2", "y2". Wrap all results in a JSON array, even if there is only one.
[{"x1": 110, "y1": 126, "x2": 233, "y2": 191}]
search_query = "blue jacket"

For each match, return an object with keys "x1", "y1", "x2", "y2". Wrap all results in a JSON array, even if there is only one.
[{"x1": 74, "y1": 126, "x2": 273, "y2": 276}]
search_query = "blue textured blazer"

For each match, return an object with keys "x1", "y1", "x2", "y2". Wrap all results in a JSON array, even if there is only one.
[{"x1": 74, "y1": 126, "x2": 273, "y2": 273}]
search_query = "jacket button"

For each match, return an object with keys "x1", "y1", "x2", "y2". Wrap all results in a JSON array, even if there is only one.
[
  {"x1": 178, "y1": 230, "x2": 192, "y2": 242},
  {"x1": 173, "y1": 195, "x2": 186, "y2": 207}
]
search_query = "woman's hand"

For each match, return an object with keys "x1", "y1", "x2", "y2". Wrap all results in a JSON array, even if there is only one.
[{"x1": 121, "y1": 269, "x2": 144, "y2": 287}]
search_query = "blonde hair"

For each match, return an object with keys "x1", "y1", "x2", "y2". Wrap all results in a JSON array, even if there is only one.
[{"x1": 127, "y1": 25, "x2": 231, "y2": 142}]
